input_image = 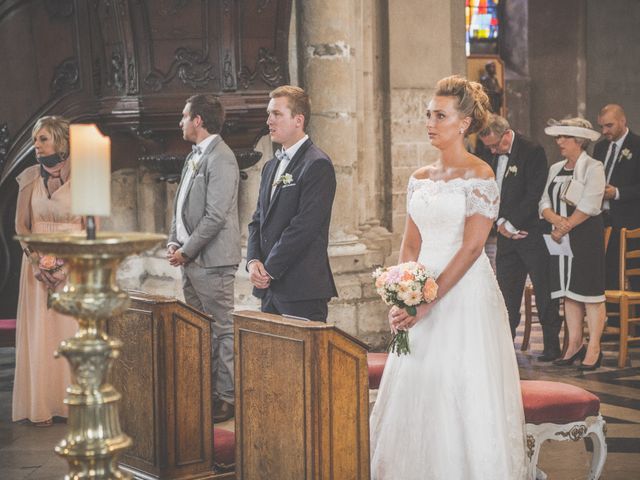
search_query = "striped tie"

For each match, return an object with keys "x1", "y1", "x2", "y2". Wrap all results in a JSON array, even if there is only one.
[{"x1": 605, "y1": 143, "x2": 617, "y2": 183}]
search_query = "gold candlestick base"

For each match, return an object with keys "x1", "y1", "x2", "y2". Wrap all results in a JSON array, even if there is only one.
[{"x1": 17, "y1": 232, "x2": 165, "y2": 480}]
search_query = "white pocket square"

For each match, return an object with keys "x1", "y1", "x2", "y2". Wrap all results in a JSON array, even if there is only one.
[{"x1": 282, "y1": 183, "x2": 297, "y2": 188}]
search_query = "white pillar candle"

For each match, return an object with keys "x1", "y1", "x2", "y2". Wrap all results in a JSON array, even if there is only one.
[{"x1": 70, "y1": 124, "x2": 111, "y2": 216}]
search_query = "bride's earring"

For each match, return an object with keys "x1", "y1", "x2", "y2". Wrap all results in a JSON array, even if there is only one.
[{"x1": 459, "y1": 128, "x2": 464, "y2": 134}]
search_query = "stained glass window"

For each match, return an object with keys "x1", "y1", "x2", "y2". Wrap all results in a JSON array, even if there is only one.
[{"x1": 466, "y1": 0, "x2": 501, "y2": 56}]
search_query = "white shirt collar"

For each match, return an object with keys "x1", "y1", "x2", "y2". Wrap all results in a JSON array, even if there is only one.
[
  {"x1": 195, "y1": 133, "x2": 218, "y2": 153},
  {"x1": 282, "y1": 134, "x2": 309, "y2": 161},
  {"x1": 505, "y1": 130, "x2": 515, "y2": 155},
  {"x1": 612, "y1": 128, "x2": 629, "y2": 150}
]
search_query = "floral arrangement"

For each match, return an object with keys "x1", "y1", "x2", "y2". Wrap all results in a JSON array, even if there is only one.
[
  {"x1": 273, "y1": 173, "x2": 294, "y2": 188},
  {"x1": 38, "y1": 255, "x2": 64, "y2": 274},
  {"x1": 621, "y1": 148, "x2": 633, "y2": 161},
  {"x1": 373, "y1": 261, "x2": 438, "y2": 355}
]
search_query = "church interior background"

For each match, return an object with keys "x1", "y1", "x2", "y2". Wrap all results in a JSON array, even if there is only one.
[{"x1": 0, "y1": 0, "x2": 639, "y2": 478}]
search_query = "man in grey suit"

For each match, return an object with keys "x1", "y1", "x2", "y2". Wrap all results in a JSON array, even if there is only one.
[{"x1": 167, "y1": 94, "x2": 240, "y2": 423}]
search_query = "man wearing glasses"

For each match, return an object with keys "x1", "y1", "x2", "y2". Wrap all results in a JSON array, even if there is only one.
[{"x1": 479, "y1": 114, "x2": 562, "y2": 361}]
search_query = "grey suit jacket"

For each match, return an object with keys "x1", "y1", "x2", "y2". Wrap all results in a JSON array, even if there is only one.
[{"x1": 168, "y1": 135, "x2": 241, "y2": 267}]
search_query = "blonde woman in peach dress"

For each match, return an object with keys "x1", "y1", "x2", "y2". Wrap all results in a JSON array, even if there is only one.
[{"x1": 12, "y1": 116, "x2": 82, "y2": 426}]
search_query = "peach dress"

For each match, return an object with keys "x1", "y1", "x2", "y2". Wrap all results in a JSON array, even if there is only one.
[{"x1": 12, "y1": 164, "x2": 82, "y2": 423}]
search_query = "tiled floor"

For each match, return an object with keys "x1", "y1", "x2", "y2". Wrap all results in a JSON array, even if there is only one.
[{"x1": 0, "y1": 322, "x2": 638, "y2": 479}]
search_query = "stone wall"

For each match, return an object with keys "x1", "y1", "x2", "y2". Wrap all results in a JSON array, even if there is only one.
[
  {"x1": 585, "y1": 0, "x2": 640, "y2": 131},
  {"x1": 106, "y1": 1, "x2": 468, "y2": 350},
  {"x1": 388, "y1": 0, "x2": 466, "y2": 256}
]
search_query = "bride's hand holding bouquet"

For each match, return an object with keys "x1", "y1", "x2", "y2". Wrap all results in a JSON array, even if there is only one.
[{"x1": 373, "y1": 261, "x2": 438, "y2": 355}]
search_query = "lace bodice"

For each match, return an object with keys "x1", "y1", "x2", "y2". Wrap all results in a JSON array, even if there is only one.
[{"x1": 407, "y1": 177, "x2": 499, "y2": 270}]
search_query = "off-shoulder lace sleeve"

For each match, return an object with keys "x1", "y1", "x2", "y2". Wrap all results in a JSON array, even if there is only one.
[
  {"x1": 406, "y1": 176, "x2": 418, "y2": 211},
  {"x1": 465, "y1": 179, "x2": 500, "y2": 220}
]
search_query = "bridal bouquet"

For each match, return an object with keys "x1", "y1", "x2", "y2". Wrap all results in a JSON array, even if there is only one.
[{"x1": 373, "y1": 262, "x2": 438, "y2": 355}]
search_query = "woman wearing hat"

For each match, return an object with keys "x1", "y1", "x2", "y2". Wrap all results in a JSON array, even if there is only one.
[{"x1": 539, "y1": 117, "x2": 606, "y2": 370}]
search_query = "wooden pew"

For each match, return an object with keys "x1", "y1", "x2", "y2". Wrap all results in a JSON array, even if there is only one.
[
  {"x1": 110, "y1": 291, "x2": 233, "y2": 479},
  {"x1": 233, "y1": 311, "x2": 371, "y2": 480}
]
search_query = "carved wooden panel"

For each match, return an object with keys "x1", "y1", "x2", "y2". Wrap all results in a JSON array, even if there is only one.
[
  {"x1": 236, "y1": 0, "x2": 290, "y2": 91},
  {"x1": 110, "y1": 306, "x2": 158, "y2": 468},
  {"x1": 172, "y1": 312, "x2": 207, "y2": 467},
  {"x1": 237, "y1": 328, "x2": 307, "y2": 479},
  {"x1": 327, "y1": 341, "x2": 366, "y2": 479},
  {"x1": 0, "y1": 0, "x2": 292, "y2": 319},
  {"x1": 234, "y1": 311, "x2": 371, "y2": 480},
  {"x1": 109, "y1": 294, "x2": 216, "y2": 479}
]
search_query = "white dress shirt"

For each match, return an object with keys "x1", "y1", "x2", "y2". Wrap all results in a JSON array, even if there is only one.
[
  {"x1": 602, "y1": 128, "x2": 629, "y2": 209},
  {"x1": 271, "y1": 134, "x2": 309, "y2": 198},
  {"x1": 494, "y1": 131, "x2": 519, "y2": 234},
  {"x1": 172, "y1": 134, "x2": 218, "y2": 246}
]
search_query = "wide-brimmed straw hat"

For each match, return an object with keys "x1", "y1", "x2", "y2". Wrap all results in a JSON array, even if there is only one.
[{"x1": 544, "y1": 118, "x2": 600, "y2": 141}]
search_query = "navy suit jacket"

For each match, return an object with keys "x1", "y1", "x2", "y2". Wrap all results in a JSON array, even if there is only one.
[
  {"x1": 592, "y1": 130, "x2": 640, "y2": 229},
  {"x1": 247, "y1": 138, "x2": 338, "y2": 301}
]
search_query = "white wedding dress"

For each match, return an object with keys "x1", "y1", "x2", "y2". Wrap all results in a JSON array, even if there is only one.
[{"x1": 370, "y1": 177, "x2": 527, "y2": 480}]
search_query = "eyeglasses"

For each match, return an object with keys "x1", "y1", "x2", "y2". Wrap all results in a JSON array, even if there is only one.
[{"x1": 481, "y1": 131, "x2": 506, "y2": 151}]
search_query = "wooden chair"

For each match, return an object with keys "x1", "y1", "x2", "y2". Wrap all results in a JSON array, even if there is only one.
[
  {"x1": 604, "y1": 227, "x2": 640, "y2": 368},
  {"x1": 522, "y1": 227, "x2": 613, "y2": 355}
]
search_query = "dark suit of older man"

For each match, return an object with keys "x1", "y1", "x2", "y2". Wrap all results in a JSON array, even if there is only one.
[{"x1": 480, "y1": 120, "x2": 561, "y2": 361}]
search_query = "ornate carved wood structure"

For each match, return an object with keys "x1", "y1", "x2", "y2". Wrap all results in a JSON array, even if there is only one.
[
  {"x1": 110, "y1": 291, "x2": 231, "y2": 479},
  {"x1": 233, "y1": 311, "x2": 372, "y2": 480},
  {"x1": 0, "y1": 0, "x2": 292, "y2": 317}
]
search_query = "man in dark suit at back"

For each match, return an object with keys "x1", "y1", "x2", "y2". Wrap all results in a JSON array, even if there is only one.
[
  {"x1": 593, "y1": 104, "x2": 640, "y2": 325},
  {"x1": 247, "y1": 85, "x2": 338, "y2": 321},
  {"x1": 479, "y1": 114, "x2": 562, "y2": 361}
]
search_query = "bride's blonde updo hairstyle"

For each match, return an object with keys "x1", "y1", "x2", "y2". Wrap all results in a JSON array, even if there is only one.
[{"x1": 435, "y1": 75, "x2": 491, "y2": 135}]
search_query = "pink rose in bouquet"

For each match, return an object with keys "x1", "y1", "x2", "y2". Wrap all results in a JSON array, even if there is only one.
[
  {"x1": 372, "y1": 261, "x2": 438, "y2": 355},
  {"x1": 38, "y1": 255, "x2": 64, "y2": 273}
]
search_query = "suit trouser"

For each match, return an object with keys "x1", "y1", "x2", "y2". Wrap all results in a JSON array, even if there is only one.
[
  {"x1": 261, "y1": 289, "x2": 329, "y2": 322},
  {"x1": 496, "y1": 234, "x2": 562, "y2": 354},
  {"x1": 182, "y1": 263, "x2": 237, "y2": 404}
]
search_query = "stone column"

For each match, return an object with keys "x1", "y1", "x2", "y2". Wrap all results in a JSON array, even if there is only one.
[
  {"x1": 298, "y1": 0, "x2": 360, "y2": 245},
  {"x1": 387, "y1": 0, "x2": 466, "y2": 255},
  {"x1": 529, "y1": 0, "x2": 587, "y2": 160}
]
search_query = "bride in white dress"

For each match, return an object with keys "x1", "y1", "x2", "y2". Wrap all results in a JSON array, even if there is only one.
[{"x1": 370, "y1": 76, "x2": 527, "y2": 480}]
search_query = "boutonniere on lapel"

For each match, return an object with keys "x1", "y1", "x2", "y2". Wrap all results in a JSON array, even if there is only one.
[
  {"x1": 273, "y1": 173, "x2": 294, "y2": 188},
  {"x1": 505, "y1": 165, "x2": 518, "y2": 178},
  {"x1": 188, "y1": 158, "x2": 200, "y2": 172},
  {"x1": 621, "y1": 148, "x2": 633, "y2": 161}
]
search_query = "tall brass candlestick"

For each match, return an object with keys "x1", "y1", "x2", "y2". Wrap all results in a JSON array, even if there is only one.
[{"x1": 17, "y1": 232, "x2": 165, "y2": 480}]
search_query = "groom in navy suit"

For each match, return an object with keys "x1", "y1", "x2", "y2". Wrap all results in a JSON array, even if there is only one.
[{"x1": 247, "y1": 85, "x2": 338, "y2": 321}]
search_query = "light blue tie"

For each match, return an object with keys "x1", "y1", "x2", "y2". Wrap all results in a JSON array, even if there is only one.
[{"x1": 275, "y1": 149, "x2": 289, "y2": 162}]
